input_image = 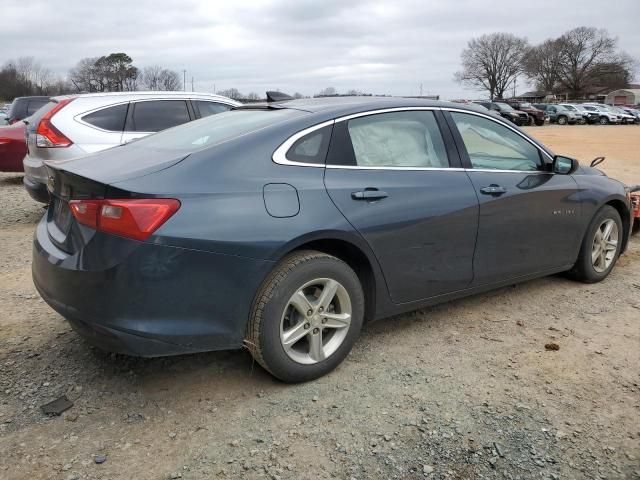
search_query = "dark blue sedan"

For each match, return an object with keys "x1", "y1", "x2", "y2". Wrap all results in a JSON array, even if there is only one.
[{"x1": 33, "y1": 97, "x2": 632, "y2": 382}]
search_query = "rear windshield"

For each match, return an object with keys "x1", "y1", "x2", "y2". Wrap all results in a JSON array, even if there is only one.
[
  {"x1": 517, "y1": 102, "x2": 532, "y2": 108},
  {"x1": 495, "y1": 103, "x2": 514, "y2": 111},
  {"x1": 126, "y1": 108, "x2": 305, "y2": 152}
]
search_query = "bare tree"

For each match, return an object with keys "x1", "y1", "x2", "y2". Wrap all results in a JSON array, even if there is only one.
[
  {"x1": 140, "y1": 66, "x2": 181, "y2": 91},
  {"x1": 555, "y1": 27, "x2": 619, "y2": 98},
  {"x1": 217, "y1": 88, "x2": 243, "y2": 100},
  {"x1": 524, "y1": 39, "x2": 563, "y2": 92},
  {"x1": 244, "y1": 92, "x2": 260, "y2": 101},
  {"x1": 292, "y1": 92, "x2": 305, "y2": 99},
  {"x1": 140, "y1": 65, "x2": 163, "y2": 90},
  {"x1": 158, "y1": 69, "x2": 181, "y2": 91},
  {"x1": 316, "y1": 87, "x2": 337, "y2": 97},
  {"x1": 455, "y1": 33, "x2": 529, "y2": 99}
]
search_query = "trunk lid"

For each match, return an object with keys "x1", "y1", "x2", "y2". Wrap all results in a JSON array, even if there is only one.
[{"x1": 44, "y1": 144, "x2": 188, "y2": 253}]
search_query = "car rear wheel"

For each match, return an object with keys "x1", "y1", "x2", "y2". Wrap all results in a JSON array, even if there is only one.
[
  {"x1": 557, "y1": 115, "x2": 568, "y2": 125},
  {"x1": 599, "y1": 116, "x2": 609, "y2": 125},
  {"x1": 568, "y1": 205, "x2": 623, "y2": 283},
  {"x1": 246, "y1": 250, "x2": 364, "y2": 383}
]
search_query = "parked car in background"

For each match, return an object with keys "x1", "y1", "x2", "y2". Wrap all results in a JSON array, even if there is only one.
[
  {"x1": 558, "y1": 104, "x2": 588, "y2": 124},
  {"x1": 23, "y1": 91, "x2": 241, "y2": 202},
  {"x1": 562, "y1": 104, "x2": 600, "y2": 124},
  {"x1": 609, "y1": 106, "x2": 636, "y2": 124},
  {"x1": 473, "y1": 101, "x2": 528, "y2": 126},
  {"x1": 5, "y1": 96, "x2": 50, "y2": 125},
  {"x1": 532, "y1": 104, "x2": 579, "y2": 125},
  {"x1": 0, "y1": 119, "x2": 28, "y2": 172},
  {"x1": 582, "y1": 105, "x2": 620, "y2": 125},
  {"x1": 621, "y1": 107, "x2": 640, "y2": 124},
  {"x1": 504, "y1": 101, "x2": 546, "y2": 126},
  {"x1": 1, "y1": 104, "x2": 10, "y2": 125},
  {"x1": 33, "y1": 97, "x2": 631, "y2": 382}
]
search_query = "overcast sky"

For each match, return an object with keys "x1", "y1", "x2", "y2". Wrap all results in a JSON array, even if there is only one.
[{"x1": 2, "y1": 0, "x2": 639, "y2": 99}]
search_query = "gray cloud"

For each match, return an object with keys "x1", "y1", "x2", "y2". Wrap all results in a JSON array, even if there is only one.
[{"x1": 1, "y1": 0, "x2": 638, "y2": 98}]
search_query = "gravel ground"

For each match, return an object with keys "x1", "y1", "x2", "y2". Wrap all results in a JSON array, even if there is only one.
[{"x1": 0, "y1": 125, "x2": 639, "y2": 480}]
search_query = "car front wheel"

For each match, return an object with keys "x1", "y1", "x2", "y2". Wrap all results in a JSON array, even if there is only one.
[
  {"x1": 568, "y1": 205, "x2": 623, "y2": 283},
  {"x1": 599, "y1": 116, "x2": 609, "y2": 125},
  {"x1": 557, "y1": 115, "x2": 568, "y2": 125},
  {"x1": 246, "y1": 250, "x2": 364, "y2": 382}
]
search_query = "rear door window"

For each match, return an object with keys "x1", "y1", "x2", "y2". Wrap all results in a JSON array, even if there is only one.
[
  {"x1": 82, "y1": 103, "x2": 128, "y2": 131},
  {"x1": 346, "y1": 111, "x2": 449, "y2": 168},
  {"x1": 193, "y1": 101, "x2": 231, "y2": 118},
  {"x1": 126, "y1": 100, "x2": 191, "y2": 132}
]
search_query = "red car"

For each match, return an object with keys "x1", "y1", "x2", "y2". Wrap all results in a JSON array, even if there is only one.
[{"x1": 0, "y1": 120, "x2": 27, "y2": 172}]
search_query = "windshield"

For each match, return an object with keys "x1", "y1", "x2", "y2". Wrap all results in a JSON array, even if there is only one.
[
  {"x1": 495, "y1": 103, "x2": 515, "y2": 112},
  {"x1": 555, "y1": 105, "x2": 568, "y2": 112},
  {"x1": 518, "y1": 102, "x2": 532, "y2": 108},
  {"x1": 126, "y1": 108, "x2": 305, "y2": 153}
]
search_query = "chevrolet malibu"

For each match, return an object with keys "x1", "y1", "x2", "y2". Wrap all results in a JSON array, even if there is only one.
[{"x1": 33, "y1": 97, "x2": 632, "y2": 382}]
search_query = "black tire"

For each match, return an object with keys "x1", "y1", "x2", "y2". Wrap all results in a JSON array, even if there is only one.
[
  {"x1": 557, "y1": 115, "x2": 568, "y2": 125},
  {"x1": 568, "y1": 205, "x2": 623, "y2": 283},
  {"x1": 599, "y1": 116, "x2": 609, "y2": 125},
  {"x1": 535, "y1": 119, "x2": 545, "y2": 126},
  {"x1": 632, "y1": 219, "x2": 639, "y2": 236},
  {"x1": 246, "y1": 250, "x2": 364, "y2": 383}
]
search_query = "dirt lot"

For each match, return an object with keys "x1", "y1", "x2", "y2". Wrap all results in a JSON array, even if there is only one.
[{"x1": 0, "y1": 125, "x2": 638, "y2": 480}]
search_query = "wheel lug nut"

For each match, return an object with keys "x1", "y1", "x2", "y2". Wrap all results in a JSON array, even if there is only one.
[
  {"x1": 313, "y1": 328, "x2": 319, "y2": 334},
  {"x1": 319, "y1": 307, "x2": 324, "y2": 313},
  {"x1": 321, "y1": 318, "x2": 327, "y2": 324},
  {"x1": 304, "y1": 323, "x2": 310, "y2": 329},
  {"x1": 307, "y1": 310, "x2": 313, "y2": 316}
]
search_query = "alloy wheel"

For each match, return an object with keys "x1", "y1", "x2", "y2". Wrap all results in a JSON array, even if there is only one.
[
  {"x1": 280, "y1": 278, "x2": 352, "y2": 365},
  {"x1": 591, "y1": 219, "x2": 619, "y2": 273}
]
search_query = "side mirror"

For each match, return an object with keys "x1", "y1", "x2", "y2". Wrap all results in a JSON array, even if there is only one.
[{"x1": 553, "y1": 155, "x2": 578, "y2": 175}]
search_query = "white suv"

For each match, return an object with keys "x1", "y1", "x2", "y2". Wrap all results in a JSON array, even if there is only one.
[
  {"x1": 23, "y1": 91, "x2": 240, "y2": 202},
  {"x1": 581, "y1": 104, "x2": 620, "y2": 125}
]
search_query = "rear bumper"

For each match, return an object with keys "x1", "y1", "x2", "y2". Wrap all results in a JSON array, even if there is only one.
[
  {"x1": 32, "y1": 216, "x2": 274, "y2": 357},
  {"x1": 23, "y1": 175, "x2": 49, "y2": 203}
]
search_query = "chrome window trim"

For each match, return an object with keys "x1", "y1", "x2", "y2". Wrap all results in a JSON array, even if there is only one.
[
  {"x1": 334, "y1": 106, "x2": 440, "y2": 123},
  {"x1": 326, "y1": 165, "x2": 466, "y2": 172},
  {"x1": 272, "y1": 106, "x2": 554, "y2": 171},
  {"x1": 272, "y1": 119, "x2": 334, "y2": 167}
]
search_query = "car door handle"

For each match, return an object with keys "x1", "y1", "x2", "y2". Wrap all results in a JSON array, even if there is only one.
[
  {"x1": 351, "y1": 189, "x2": 389, "y2": 200},
  {"x1": 480, "y1": 185, "x2": 507, "y2": 195}
]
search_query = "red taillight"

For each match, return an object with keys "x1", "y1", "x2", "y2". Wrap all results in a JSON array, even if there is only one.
[
  {"x1": 36, "y1": 99, "x2": 74, "y2": 148},
  {"x1": 69, "y1": 199, "x2": 180, "y2": 241}
]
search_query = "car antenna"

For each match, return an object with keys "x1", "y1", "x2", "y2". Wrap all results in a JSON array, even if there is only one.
[
  {"x1": 590, "y1": 157, "x2": 605, "y2": 168},
  {"x1": 266, "y1": 91, "x2": 293, "y2": 102}
]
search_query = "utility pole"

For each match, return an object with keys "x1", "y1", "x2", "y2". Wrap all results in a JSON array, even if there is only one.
[
  {"x1": 191, "y1": 77, "x2": 194, "y2": 92},
  {"x1": 513, "y1": 75, "x2": 517, "y2": 99},
  {"x1": 183, "y1": 70, "x2": 186, "y2": 92},
  {"x1": 419, "y1": 83, "x2": 423, "y2": 96}
]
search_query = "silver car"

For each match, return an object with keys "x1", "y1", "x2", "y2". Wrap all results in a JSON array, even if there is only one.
[{"x1": 23, "y1": 91, "x2": 241, "y2": 202}]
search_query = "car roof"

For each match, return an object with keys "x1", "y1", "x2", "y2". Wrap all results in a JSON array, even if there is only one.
[
  {"x1": 258, "y1": 96, "x2": 492, "y2": 118},
  {"x1": 51, "y1": 91, "x2": 241, "y2": 105}
]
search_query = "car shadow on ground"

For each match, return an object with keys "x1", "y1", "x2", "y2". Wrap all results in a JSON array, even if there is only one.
[{"x1": 0, "y1": 174, "x2": 23, "y2": 186}]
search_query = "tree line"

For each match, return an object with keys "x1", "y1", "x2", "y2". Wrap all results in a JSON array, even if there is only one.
[
  {"x1": 455, "y1": 26, "x2": 637, "y2": 100},
  {"x1": 0, "y1": 53, "x2": 183, "y2": 101}
]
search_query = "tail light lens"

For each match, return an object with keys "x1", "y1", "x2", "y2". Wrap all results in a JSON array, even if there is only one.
[
  {"x1": 69, "y1": 199, "x2": 180, "y2": 241},
  {"x1": 36, "y1": 99, "x2": 74, "y2": 148}
]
